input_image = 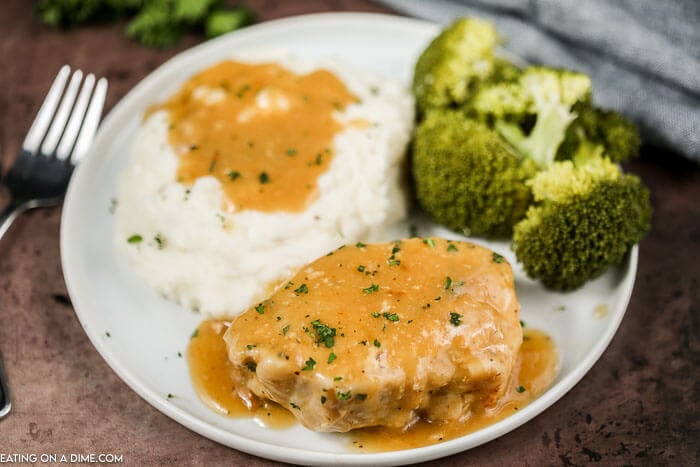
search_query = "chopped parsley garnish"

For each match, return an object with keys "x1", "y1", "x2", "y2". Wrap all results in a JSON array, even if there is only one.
[
  {"x1": 445, "y1": 276, "x2": 452, "y2": 290},
  {"x1": 190, "y1": 328, "x2": 199, "y2": 339},
  {"x1": 447, "y1": 243, "x2": 459, "y2": 252},
  {"x1": 363, "y1": 284, "x2": 379, "y2": 294},
  {"x1": 493, "y1": 252, "x2": 505, "y2": 263},
  {"x1": 255, "y1": 303, "x2": 265, "y2": 314},
  {"x1": 373, "y1": 338, "x2": 381, "y2": 348},
  {"x1": 355, "y1": 241, "x2": 367, "y2": 248},
  {"x1": 286, "y1": 148, "x2": 297, "y2": 156},
  {"x1": 294, "y1": 283, "x2": 309, "y2": 295},
  {"x1": 355, "y1": 393, "x2": 368, "y2": 400},
  {"x1": 311, "y1": 319, "x2": 336, "y2": 348},
  {"x1": 301, "y1": 357, "x2": 316, "y2": 371},
  {"x1": 327, "y1": 352, "x2": 337, "y2": 364},
  {"x1": 371, "y1": 312, "x2": 380, "y2": 318},
  {"x1": 450, "y1": 312, "x2": 463, "y2": 326},
  {"x1": 357, "y1": 265, "x2": 366, "y2": 273},
  {"x1": 227, "y1": 170, "x2": 241, "y2": 181},
  {"x1": 422, "y1": 237, "x2": 435, "y2": 248},
  {"x1": 282, "y1": 325, "x2": 290, "y2": 335},
  {"x1": 154, "y1": 233, "x2": 166, "y2": 249},
  {"x1": 259, "y1": 171, "x2": 271, "y2": 184},
  {"x1": 321, "y1": 396, "x2": 327, "y2": 404},
  {"x1": 333, "y1": 376, "x2": 343, "y2": 381},
  {"x1": 245, "y1": 344, "x2": 256, "y2": 350},
  {"x1": 190, "y1": 145, "x2": 199, "y2": 151},
  {"x1": 127, "y1": 234, "x2": 143, "y2": 244},
  {"x1": 516, "y1": 385, "x2": 526, "y2": 393},
  {"x1": 337, "y1": 390, "x2": 352, "y2": 401},
  {"x1": 244, "y1": 361, "x2": 257, "y2": 372},
  {"x1": 382, "y1": 312, "x2": 399, "y2": 322},
  {"x1": 391, "y1": 245, "x2": 401, "y2": 255},
  {"x1": 387, "y1": 258, "x2": 401, "y2": 266},
  {"x1": 520, "y1": 320, "x2": 526, "y2": 328}
]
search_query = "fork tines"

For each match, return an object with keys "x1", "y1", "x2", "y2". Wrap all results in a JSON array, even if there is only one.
[{"x1": 22, "y1": 65, "x2": 108, "y2": 164}]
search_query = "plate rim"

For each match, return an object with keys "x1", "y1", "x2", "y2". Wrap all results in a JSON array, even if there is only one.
[{"x1": 60, "y1": 11, "x2": 638, "y2": 466}]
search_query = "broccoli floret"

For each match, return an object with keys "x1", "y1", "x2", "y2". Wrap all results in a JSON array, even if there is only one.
[
  {"x1": 557, "y1": 104, "x2": 641, "y2": 163},
  {"x1": 412, "y1": 111, "x2": 537, "y2": 238},
  {"x1": 413, "y1": 17, "x2": 505, "y2": 116},
  {"x1": 468, "y1": 66, "x2": 592, "y2": 170},
  {"x1": 512, "y1": 155, "x2": 651, "y2": 291}
]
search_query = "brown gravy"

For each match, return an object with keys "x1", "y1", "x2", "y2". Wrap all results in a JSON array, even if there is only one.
[
  {"x1": 188, "y1": 320, "x2": 558, "y2": 450},
  {"x1": 148, "y1": 60, "x2": 357, "y2": 212}
]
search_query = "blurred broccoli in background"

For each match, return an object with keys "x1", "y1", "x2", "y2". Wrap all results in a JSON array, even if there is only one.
[
  {"x1": 411, "y1": 17, "x2": 651, "y2": 290},
  {"x1": 36, "y1": 0, "x2": 255, "y2": 47}
]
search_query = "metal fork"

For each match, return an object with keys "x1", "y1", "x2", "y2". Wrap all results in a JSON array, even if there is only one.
[{"x1": 0, "y1": 65, "x2": 108, "y2": 419}]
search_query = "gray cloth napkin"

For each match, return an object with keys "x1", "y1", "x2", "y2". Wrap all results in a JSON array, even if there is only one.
[{"x1": 377, "y1": 0, "x2": 700, "y2": 162}]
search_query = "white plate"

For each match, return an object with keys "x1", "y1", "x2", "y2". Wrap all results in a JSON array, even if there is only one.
[{"x1": 60, "y1": 13, "x2": 637, "y2": 466}]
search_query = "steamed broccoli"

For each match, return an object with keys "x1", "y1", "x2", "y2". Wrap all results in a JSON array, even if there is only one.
[
  {"x1": 468, "y1": 67, "x2": 592, "y2": 169},
  {"x1": 412, "y1": 111, "x2": 537, "y2": 238},
  {"x1": 557, "y1": 103, "x2": 641, "y2": 163},
  {"x1": 412, "y1": 17, "x2": 518, "y2": 116},
  {"x1": 511, "y1": 155, "x2": 651, "y2": 291}
]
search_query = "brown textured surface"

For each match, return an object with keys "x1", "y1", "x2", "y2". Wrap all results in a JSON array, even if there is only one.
[{"x1": 1, "y1": 0, "x2": 698, "y2": 465}]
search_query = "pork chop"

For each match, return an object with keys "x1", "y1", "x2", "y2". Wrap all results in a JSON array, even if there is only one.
[{"x1": 223, "y1": 237, "x2": 522, "y2": 432}]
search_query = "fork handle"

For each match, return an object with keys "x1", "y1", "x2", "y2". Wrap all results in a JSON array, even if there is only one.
[
  {"x1": 0, "y1": 352, "x2": 10, "y2": 419},
  {"x1": 0, "y1": 202, "x2": 23, "y2": 241}
]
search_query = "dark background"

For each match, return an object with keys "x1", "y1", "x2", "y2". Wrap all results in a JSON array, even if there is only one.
[{"x1": 1, "y1": 0, "x2": 698, "y2": 465}]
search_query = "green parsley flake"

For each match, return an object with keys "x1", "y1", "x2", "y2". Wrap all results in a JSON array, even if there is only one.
[
  {"x1": 493, "y1": 252, "x2": 505, "y2": 263},
  {"x1": 301, "y1": 357, "x2": 316, "y2": 371},
  {"x1": 311, "y1": 320, "x2": 336, "y2": 348},
  {"x1": 445, "y1": 276, "x2": 452, "y2": 290},
  {"x1": 357, "y1": 265, "x2": 366, "y2": 273},
  {"x1": 321, "y1": 396, "x2": 327, "y2": 404},
  {"x1": 286, "y1": 148, "x2": 297, "y2": 156},
  {"x1": 127, "y1": 234, "x2": 143, "y2": 244},
  {"x1": 255, "y1": 303, "x2": 265, "y2": 314},
  {"x1": 245, "y1": 361, "x2": 257, "y2": 372},
  {"x1": 355, "y1": 241, "x2": 367, "y2": 248},
  {"x1": 387, "y1": 258, "x2": 401, "y2": 266},
  {"x1": 337, "y1": 391, "x2": 352, "y2": 401},
  {"x1": 328, "y1": 352, "x2": 337, "y2": 364},
  {"x1": 259, "y1": 171, "x2": 271, "y2": 184},
  {"x1": 334, "y1": 376, "x2": 343, "y2": 381},
  {"x1": 447, "y1": 243, "x2": 459, "y2": 252},
  {"x1": 363, "y1": 284, "x2": 380, "y2": 294},
  {"x1": 282, "y1": 325, "x2": 290, "y2": 335},
  {"x1": 450, "y1": 312, "x2": 463, "y2": 326},
  {"x1": 423, "y1": 237, "x2": 435, "y2": 248},
  {"x1": 373, "y1": 338, "x2": 381, "y2": 348},
  {"x1": 190, "y1": 328, "x2": 199, "y2": 339},
  {"x1": 371, "y1": 312, "x2": 380, "y2": 318},
  {"x1": 294, "y1": 283, "x2": 309, "y2": 295},
  {"x1": 516, "y1": 385, "x2": 526, "y2": 393},
  {"x1": 383, "y1": 312, "x2": 399, "y2": 322},
  {"x1": 355, "y1": 393, "x2": 368, "y2": 400},
  {"x1": 227, "y1": 170, "x2": 241, "y2": 181}
]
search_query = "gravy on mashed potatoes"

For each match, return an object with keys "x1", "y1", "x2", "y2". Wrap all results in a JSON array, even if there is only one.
[{"x1": 115, "y1": 57, "x2": 413, "y2": 315}]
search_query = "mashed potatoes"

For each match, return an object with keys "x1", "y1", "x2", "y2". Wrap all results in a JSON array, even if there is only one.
[{"x1": 115, "y1": 56, "x2": 414, "y2": 316}]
